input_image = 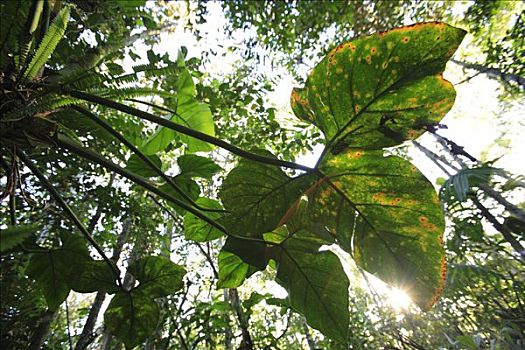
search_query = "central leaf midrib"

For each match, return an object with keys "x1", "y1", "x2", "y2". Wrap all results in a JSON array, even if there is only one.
[{"x1": 280, "y1": 247, "x2": 347, "y2": 341}]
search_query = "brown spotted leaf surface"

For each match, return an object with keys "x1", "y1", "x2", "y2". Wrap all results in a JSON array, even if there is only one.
[{"x1": 219, "y1": 22, "x2": 466, "y2": 344}]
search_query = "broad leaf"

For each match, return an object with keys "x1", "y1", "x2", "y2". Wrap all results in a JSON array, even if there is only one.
[
  {"x1": 178, "y1": 154, "x2": 222, "y2": 179},
  {"x1": 0, "y1": 224, "x2": 36, "y2": 252},
  {"x1": 129, "y1": 256, "x2": 186, "y2": 297},
  {"x1": 217, "y1": 250, "x2": 258, "y2": 289},
  {"x1": 126, "y1": 153, "x2": 163, "y2": 177},
  {"x1": 141, "y1": 122, "x2": 176, "y2": 155},
  {"x1": 104, "y1": 291, "x2": 160, "y2": 348},
  {"x1": 318, "y1": 150, "x2": 446, "y2": 309},
  {"x1": 183, "y1": 198, "x2": 224, "y2": 242},
  {"x1": 26, "y1": 235, "x2": 90, "y2": 310},
  {"x1": 175, "y1": 100, "x2": 215, "y2": 153},
  {"x1": 71, "y1": 260, "x2": 120, "y2": 294},
  {"x1": 291, "y1": 22, "x2": 465, "y2": 151},
  {"x1": 271, "y1": 226, "x2": 349, "y2": 344},
  {"x1": 159, "y1": 174, "x2": 200, "y2": 213},
  {"x1": 219, "y1": 153, "x2": 315, "y2": 238},
  {"x1": 142, "y1": 67, "x2": 215, "y2": 154}
]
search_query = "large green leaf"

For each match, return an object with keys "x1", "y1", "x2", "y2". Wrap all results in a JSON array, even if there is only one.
[
  {"x1": 219, "y1": 154, "x2": 315, "y2": 238},
  {"x1": 291, "y1": 22, "x2": 465, "y2": 151},
  {"x1": 142, "y1": 67, "x2": 215, "y2": 154},
  {"x1": 178, "y1": 154, "x2": 222, "y2": 179},
  {"x1": 0, "y1": 224, "x2": 36, "y2": 252},
  {"x1": 104, "y1": 291, "x2": 160, "y2": 348},
  {"x1": 126, "y1": 153, "x2": 163, "y2": 177},
  {"x1": 318, "y1": 150, "x2": 446, "y2": 309},
  {"x1": 270, "y1": 225, "x2": 349, "y2": 344},
  {"x1": 26, "y1": 235, "x2": 90, "y2": 310},
  {"x1": 71, "y1": 260, "x2": 120, "y2": 294},
  {"x1": 183, "y1": 198, "x2": 224, "y2": 242},
  {"x1": 129, "y1": 256, "x2": 186, "y2": 297}
]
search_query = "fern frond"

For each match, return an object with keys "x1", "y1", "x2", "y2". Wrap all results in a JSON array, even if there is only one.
[
  {"x1": 22, "y1": 5, "x2": 70, "y2": 81},
  {"x1": 1, "y1": 95, "x2": 81, "y2": 121}
]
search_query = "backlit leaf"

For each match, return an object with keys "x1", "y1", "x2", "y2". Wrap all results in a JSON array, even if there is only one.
[
  {"x1": 183, "y1": 198, "x2": 224, "y2": 242},
  {"x1": 104, "y1": 291, "x2": 159, "y2": 348},
  {"x1": 0, "y1": 224, "x2": 36, "y2": 252},
  {"x1": 129, "y1": 256, "x2": 186, "y2": 297}
]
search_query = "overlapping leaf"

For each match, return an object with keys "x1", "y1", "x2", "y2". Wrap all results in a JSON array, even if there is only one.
[
  {"x1": 26, "y1": 235, "x2": 90, "y2": 310},
  {"x1": 104, "y1": 291, "x2": 160, "y2": 348},
  {"x1": 218, "y1": 22, "x2": 465, "y2": 343},
  {"x1": 129, "y1": 256, "x2": 186, "y2": 297},
  {"x1": 219, "y1": 152, "x2": 315, "y2": 238}
]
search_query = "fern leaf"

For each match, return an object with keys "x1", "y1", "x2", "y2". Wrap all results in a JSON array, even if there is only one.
[{"x1": 22, "y1": 5, "x2": 70, "y2": 81}]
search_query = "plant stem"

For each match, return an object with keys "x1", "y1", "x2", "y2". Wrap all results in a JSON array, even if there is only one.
[
  {"x1": 66, "y1": 89, "x2": 314, "y2": 172},
  {"x1": 72, "y1": 105, "x2": 224, "y2": 213},
  {"x1": 17, "y1": 151, "x2": 123, "y2": 287}
]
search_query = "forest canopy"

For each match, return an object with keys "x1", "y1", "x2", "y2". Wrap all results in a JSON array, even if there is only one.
[{"x1": 1, "y1": 1, "x2": 524, "y2": 350}]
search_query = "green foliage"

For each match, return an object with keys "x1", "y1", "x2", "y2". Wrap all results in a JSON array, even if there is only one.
[
  {"x1": 177, "y1": 154, "x2": 222, "y2": 179},
  {"x1": 105, "y1": 256, "x2": 185, "y2": 347},
  {"x1": 184, "y1": 198, "x2": 224, "y2": 242},
  {"x1": 23, "y1": 6, "x2": 71, "y2": 80},
  {"x1": 217, "y1": 23, "x2": 465, "y2": 343},
  {"x1": 104, "y1": 291, "x2": 160, "y2": 348},
  {"x1": 126, "y1": 153, "x2": 163, "y2": 177},
  {"x1": 0, "y1": 224, "x2": 36, "y2": 252},
  {"x1": 26, "y1": 235, "x2": 89, "y2": 310},
  {"x1": 129, "y1": 256, "x2": 186, "y2": 297}
]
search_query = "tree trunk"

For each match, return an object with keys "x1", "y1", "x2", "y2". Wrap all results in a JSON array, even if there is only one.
[
  {"x1": 452, "y1": 59, "x2": 525, "y2": 89},
  {"x1": 227, "y1": 289, "x2": 253, "y2": 350},
  {"x1": 301, "y1": 317, "x2": 317, "y2": 350},
  {"x1": 27, "y1": 309, "x2": 57, "y2": 350},
  {"x1": 223, "y1": 289, "x2": 234, "y2": 350},
  {"x1": 75, "y1": 213, "x2": 131, "y2": 350}
]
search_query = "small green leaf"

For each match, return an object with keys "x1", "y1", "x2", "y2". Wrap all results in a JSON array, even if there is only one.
[
  {"x1": 178, "y1": 154, "x2": 222, "y2": 179},
  {"x1": 217, "y1": 250, "x2": 252, "y2": 289},
  {"x1": 183, "y1": 198, "x2": 224, "y2": 242},
  {"x1": 129, "y1": 256, "x2": 186, "y2": 297},
  {"x1": 104, "y1": 291, "x2": 159, "y2": 348},
  {"x1": 0, "y1": 224, "x2": 36, "y2": 252},
  {"x1": 126, "y1": 153, "x2": 163, "y2": 177}
]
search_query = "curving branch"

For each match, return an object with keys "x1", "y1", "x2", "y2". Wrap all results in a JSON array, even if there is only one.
[{"x1": 65, "y1": 89, "x2": 314, "y2": 172}]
